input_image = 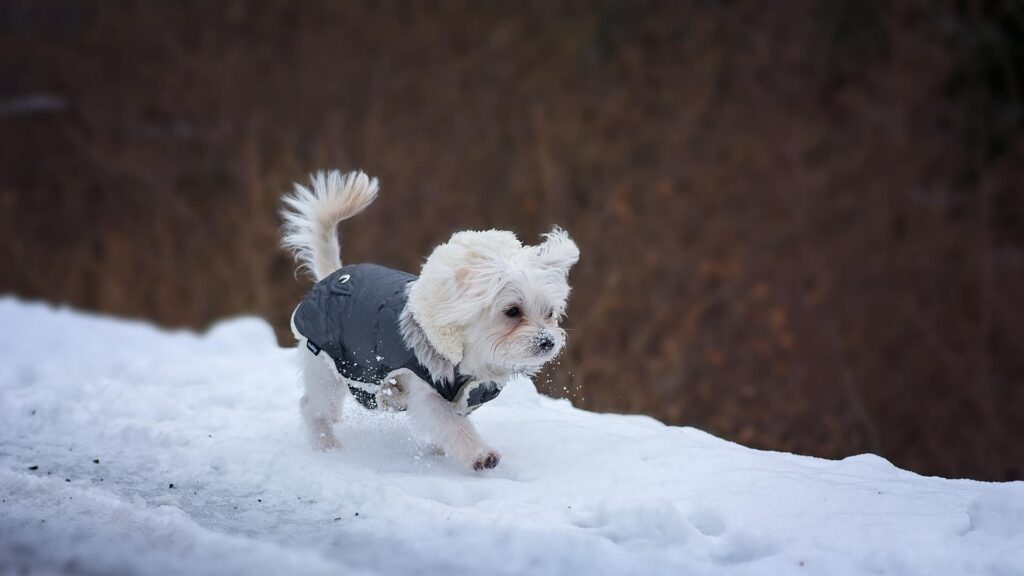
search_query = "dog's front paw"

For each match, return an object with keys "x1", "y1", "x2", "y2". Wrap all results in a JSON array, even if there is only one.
[{"x1": 472, "y1": 451, "x2": 501, "y2": 470}]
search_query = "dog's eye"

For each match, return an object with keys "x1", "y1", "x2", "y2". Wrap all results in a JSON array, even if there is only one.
[
  {"x1": 504, "y1": 306, "x2": 521, "y2": 318},
  {"x1": 547, "y1": 309, "x2": 555, "y2": 320}
]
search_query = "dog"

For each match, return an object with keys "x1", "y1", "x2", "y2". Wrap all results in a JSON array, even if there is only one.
[{"x1": 281, "y1": 170, "x2": 578, "y2": 470}]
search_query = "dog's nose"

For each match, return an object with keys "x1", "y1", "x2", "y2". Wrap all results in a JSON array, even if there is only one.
[{"x1": 536, "y1": 334, "x2": 555, "y2": 352}]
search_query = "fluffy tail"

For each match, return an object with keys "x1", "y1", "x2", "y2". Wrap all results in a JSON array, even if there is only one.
[{"x1": 281, "y1": 170, "x2": 379, "y2": 281}]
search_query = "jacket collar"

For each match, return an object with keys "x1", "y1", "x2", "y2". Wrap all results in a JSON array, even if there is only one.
[
  {"x1": 398, "y1": 301, "x2": 458, "y2": 383},
  {"x1": 404, "y1": 277, "x2": 464, "y2": 367}
]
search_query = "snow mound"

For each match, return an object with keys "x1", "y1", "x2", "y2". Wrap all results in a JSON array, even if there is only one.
[
  {"x1": 967, "y1": 486, "x2": 1024, "y2": 538},
  {"x1": 1, "y1": 297, "x2": 1021, "y2": 576}
]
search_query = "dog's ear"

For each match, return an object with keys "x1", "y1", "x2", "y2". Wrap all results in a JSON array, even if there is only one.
[
  {"x1": 535, "y1": 227, "x2": 579, "y2": 276},
  {"x1": 407, "y1": 230, "x2": 521, "y2": 366}
]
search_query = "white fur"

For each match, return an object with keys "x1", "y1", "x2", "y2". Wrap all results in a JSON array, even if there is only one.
[
  {"x1": 406, "y1": 230, "x2": 523, "y2": 367},
  {"x1": 282, "y1": 170, "x2": 578, "y2": 470},
  {"x1": 296, "y1": 346, "x2": 348, "y2": 450},
  {"x1": 280, "y1": 170, "x2": 378, "y2": 281}
]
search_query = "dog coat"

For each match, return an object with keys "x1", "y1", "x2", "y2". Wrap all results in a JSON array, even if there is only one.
[{"x1": 290, "y1": 263, "x2": 503, "y2": 415}]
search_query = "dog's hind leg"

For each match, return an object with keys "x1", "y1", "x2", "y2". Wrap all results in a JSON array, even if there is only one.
[
  {"x1": 298, "y1": 348, "x2": 346, "y2": 450},
  {"x1": 399, "y1": 373, "x2": 500, "y2": 470}
]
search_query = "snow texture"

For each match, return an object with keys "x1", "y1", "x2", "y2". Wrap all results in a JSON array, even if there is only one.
[{"x1": 0, "y1": 297, "x2": 1021, "y2": 575}]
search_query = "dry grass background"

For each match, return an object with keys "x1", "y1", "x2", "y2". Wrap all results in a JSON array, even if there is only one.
[{"x1": 1, "y1": 1, "x2": 1022, "y2": 480}]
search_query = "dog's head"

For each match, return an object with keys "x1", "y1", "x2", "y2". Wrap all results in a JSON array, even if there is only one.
[{"x1": 406, "y1": 228, "x2": 579, "y2": 377}]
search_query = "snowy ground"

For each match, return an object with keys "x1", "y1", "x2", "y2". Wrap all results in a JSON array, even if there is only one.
[{"x1": 0, "y1": 297, "x2": 1021, "y2": 576}]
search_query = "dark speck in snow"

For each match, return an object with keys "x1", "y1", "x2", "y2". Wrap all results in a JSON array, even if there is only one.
[
  {"x1": 28, "y1": 465, "x2": 38, "y2": 470},
  {"x1": 354, "y1": 512, "x2": 359, "y2": 517},
  {"x1": 334, "y1": 517, "x2": 342, "y2": 521},
  {"x1": 169, "y1": 484, "x2": 175, "y2": 489},
  {"x1": 64, "y1": 479, "x2": 70, "y2": 482},
  {"x1": 258, "y1": 499, "x2": 262, "y2": 503},
  {"x1": 93, "y1": 459, "x2": 99, "y2": 464}
]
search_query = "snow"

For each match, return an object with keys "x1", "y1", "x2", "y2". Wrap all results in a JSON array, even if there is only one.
[{"x1": 0, "y1": 297, "x2": 1021, "y2": 576}]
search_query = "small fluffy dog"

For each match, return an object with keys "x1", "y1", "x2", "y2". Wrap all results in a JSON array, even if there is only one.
[{"x1": 281, "y1": 171, "x2": 578, "y2": 470}]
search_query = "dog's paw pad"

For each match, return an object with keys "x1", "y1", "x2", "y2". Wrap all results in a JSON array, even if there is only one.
[{"x1": 473, "y1": 451, "x2": 501, "y2": 470}]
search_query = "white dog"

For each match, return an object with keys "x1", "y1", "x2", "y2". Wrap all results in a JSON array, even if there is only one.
[{"x1": 281, "y1": 170, "x2": 578, "y2": 470}]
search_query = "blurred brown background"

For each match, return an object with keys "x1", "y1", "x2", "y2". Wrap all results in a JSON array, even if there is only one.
[{"x1": 1, "y1": 1, "x2": 1022, "y2": 480}]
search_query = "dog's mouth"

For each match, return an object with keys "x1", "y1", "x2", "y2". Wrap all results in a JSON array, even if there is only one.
[
  {"x1": 490, "y1": 332, "x2": 565, "y2": 375},
  {"x1": 502, "y1": 348, "x2": 560, "y2": 374}
]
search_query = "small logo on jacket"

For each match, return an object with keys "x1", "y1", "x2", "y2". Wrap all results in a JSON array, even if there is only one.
[{"x1": 306, "y1": 340, "x2": 321, "y2": 355}]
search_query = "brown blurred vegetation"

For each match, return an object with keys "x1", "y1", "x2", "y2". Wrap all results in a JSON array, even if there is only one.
[{"x1": 1, "y1": 1, "x2": 1022, "y2": 480}]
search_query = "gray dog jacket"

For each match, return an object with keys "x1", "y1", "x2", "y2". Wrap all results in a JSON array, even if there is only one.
[{"x1": 290, "y1": 263, "x2": 503, "y2": 414}]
